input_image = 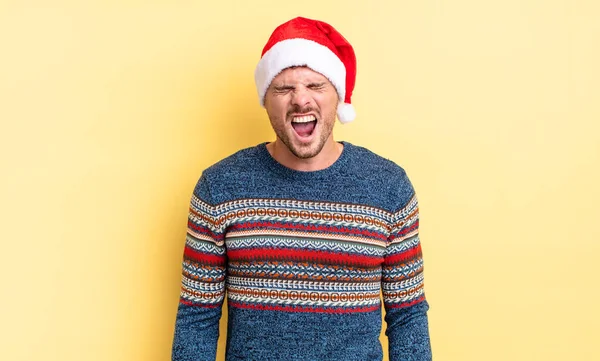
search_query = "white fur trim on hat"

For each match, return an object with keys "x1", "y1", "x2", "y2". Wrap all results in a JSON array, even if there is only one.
[
  {"x1": 336, "y1": 102, "x2": 355, "y2": 123},
  {"x1": 255, "y1": 38, "x2": 346, "y2": 107}
]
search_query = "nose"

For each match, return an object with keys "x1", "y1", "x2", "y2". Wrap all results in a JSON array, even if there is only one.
[{"x1": 291, "y1": 86, "x2": 311, "y2": 108}]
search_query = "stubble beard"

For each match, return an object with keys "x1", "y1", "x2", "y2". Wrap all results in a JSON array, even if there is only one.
[{"x1": 271, "y1": 106, "x2": 336, "y2": 159}]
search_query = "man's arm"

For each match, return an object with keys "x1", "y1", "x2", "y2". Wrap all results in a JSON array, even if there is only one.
[
  {"x1": 172, "y1": 175, "x2": 226, "y2": 361},
  {"x1": 383, "y1": 186, "x2": 432, "y2": 361}
]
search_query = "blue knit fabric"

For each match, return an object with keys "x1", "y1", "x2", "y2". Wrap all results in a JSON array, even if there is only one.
[{"x1": 172, "y1": 142, "x2": 431, "y2": 361}]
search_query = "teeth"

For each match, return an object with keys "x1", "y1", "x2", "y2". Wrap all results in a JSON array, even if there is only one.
[{"x1": 292, "y1": 115, "x2": 316, "y2": 123}]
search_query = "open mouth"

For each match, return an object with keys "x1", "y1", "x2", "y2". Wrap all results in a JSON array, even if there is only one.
[{"x1": 291, "y1": 115, "x2": 317, "y2": 138}]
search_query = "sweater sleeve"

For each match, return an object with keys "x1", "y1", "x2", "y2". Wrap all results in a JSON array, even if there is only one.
[
  {"x1": 172, "y1": 175, "x2": 226, "y2": 361},
  {"x1": 383, "y1": 178, "x2": 432, "y2": 361}
]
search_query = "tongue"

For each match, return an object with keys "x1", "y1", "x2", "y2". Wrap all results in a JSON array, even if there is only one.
[{"x1": 292, "y1": 121, "x2": 316, "y2": 137}]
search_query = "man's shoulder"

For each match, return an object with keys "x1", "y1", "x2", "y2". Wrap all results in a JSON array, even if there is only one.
[
  {"x1": 193, "y1": 144, "x2": 266, "y2": 204},
  {"x1": 202, "y1": 143, "x2": 265, "y2": 178},
  {"x1": 345, "y1": 142, "x2": 408, "y2": 178},
  {"x1": 344, "y1": 142, "x2": 415, "y2": 211}
]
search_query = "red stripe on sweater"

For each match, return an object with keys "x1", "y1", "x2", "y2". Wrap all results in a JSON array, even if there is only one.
[
  {"x1": 384, "y1": 295, "x2": 426, "y2": 309},
  {"x1": 384, "y1": 244, "x2": 422, "y2": 266},
  {"x1": 227, "y1": 248, "x2": 381, "y2": 267},
  {"x1": 187, "y1": 221, "x2": 223, "y2": 240},
  {"x1": 184, "y1": 246, "x2": 226, "y2": 266},
  {"x1": 231, "y1": 221, "x2": 387, "y2": 241}
]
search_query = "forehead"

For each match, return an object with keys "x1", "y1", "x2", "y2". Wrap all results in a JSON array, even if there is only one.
[{"x1": 271, "y1": 66, "x2": 331, "y2": 85}]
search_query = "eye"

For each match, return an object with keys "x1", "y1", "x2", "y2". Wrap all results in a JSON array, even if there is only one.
[
  {"x1": 307, "y1": 83, "x2": 326, "y2": 90},
  {"x1": 273, "y1": 85, "x2": 294, "y2": 94}
]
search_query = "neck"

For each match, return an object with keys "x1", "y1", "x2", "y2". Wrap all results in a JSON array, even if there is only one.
[{"x1": 267, "y1": 138, "x2": 343, "y2": 172}]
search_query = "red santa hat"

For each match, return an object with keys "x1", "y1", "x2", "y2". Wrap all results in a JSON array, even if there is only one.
[{"x1": 254, "y1": 17, "x2": 357, "y2": 123}]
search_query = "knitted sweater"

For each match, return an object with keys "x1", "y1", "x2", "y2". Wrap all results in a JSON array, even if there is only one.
[{"x1": 172, "y1": 142, "x2": 431, "y2": 361}]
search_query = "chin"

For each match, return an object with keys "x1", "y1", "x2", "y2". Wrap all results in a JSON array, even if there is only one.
[
  {"x1": 289, "y1": 142, "x2": 324, "y2": 159},
  {"x1": 292, "y1": 150, "x2": 319, "y2": 159}
]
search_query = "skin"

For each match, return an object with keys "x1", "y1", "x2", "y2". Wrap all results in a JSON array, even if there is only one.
[{"x1": 264, "y1": 66, "x2": 343, "y2": 172}]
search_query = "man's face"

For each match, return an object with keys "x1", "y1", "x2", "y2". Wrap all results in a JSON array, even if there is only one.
[{"x1": 264, "y1": 66, "x2": 339, "y2": 160}]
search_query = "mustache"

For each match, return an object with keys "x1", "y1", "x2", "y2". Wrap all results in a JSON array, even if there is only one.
[{"x1": 286, "y1": 105, "x2": 318, "y2": 117}]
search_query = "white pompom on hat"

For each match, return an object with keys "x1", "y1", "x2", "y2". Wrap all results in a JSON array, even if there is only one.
[{"x1": 255, "y1": 17, "x2": 357, "y2": 123}]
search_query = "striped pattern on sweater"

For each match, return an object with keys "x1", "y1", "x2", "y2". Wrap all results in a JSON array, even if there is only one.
[{"x1": 180, "y1": 194, "x2": 424, "y2": 313}]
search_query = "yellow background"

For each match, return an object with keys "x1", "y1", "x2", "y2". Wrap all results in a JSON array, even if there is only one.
[{"x1": 1, "y1": 1, "x2": 598, "y2": 360}]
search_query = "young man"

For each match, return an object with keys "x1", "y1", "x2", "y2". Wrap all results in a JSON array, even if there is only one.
[{"x1": 172, "y1": 17, "x2": 431, "y2": 361}]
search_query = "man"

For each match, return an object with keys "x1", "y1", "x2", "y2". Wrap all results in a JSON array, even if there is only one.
[{"x1": 172, "y1": 17, "x2": 431, "y2": 361}]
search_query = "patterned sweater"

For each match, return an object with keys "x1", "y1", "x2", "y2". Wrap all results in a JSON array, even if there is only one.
[{"x1": 172, "y1": 142, "x2": 431, "y2": 361}]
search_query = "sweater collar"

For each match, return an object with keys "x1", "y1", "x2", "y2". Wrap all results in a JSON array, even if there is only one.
[{"x1": 258, "y1": 141, "x2": 352, "y2": 180}]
